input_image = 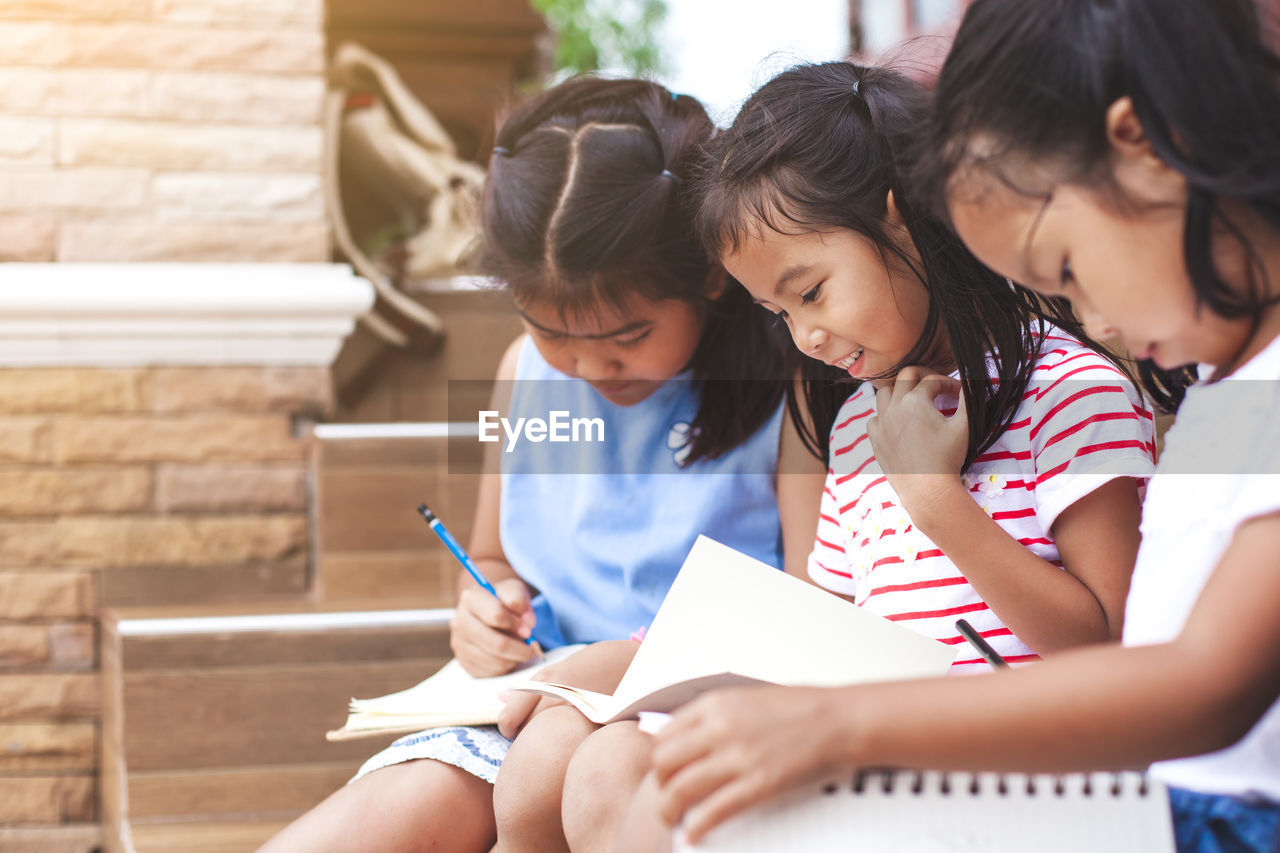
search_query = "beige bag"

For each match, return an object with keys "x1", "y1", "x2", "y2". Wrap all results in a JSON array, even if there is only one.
[{"x1": 325, "y1": 42, "x2": 487, "y2": 357}]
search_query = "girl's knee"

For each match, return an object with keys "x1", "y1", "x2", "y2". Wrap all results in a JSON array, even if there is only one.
[
  {"x1": 520, "y1": 704, "x2": 597, "y2": 755},
  {"x1": 261, "y1": 759, "x2": 495, "y2": 853},
  {"x1": 563, "y1": 722, "x2": 654, "y2": 849},
  {"x1": 566, "y1": 721, "x2": 652, "y2": 796},
  {"x1": 497, "y1": 705, "x2": 596, "y2": 797},
  {"x1": 493, "y1": 706, "x2": 596, "y2": 845},
  {"x1": 370, "y1": 760, "x2": 497, "y2": 842},
  {"x1": 614, "y1": 772, "x2": 674, "y2": 853}
]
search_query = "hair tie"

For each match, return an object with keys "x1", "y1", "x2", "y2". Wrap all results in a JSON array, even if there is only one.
[
  {"x1": 851, "y1": 80, "x2": 862, "y2": 97},
  {"x1": 492, "y1": 146, "x2": 511, "y2": 158},
  {"x1": 660, "y1": 169, "x2": 682, "y2": 185}
]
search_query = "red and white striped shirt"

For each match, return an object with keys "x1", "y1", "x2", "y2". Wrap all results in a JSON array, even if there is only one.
[{"x1": 809, "y1": 331, "x2": 1157, "y2": 671}]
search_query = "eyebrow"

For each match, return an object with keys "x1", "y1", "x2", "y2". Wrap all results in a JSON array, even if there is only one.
[
  {"x1": 517, "y1": 310, "x2": 652, "y2": 340},
  {"x1": 774, "y1": 263, "x2": 816, "y2": 297}
]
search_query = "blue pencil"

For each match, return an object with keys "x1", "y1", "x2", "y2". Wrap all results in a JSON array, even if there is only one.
[{"x1": 418, "y1": 503, "x2": 542, "y2": 655}]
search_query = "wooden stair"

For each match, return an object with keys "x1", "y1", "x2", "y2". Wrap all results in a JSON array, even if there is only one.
[
  {"x1": 98, "y1": 427, "x2": 481, "y2": 851},
  {"x1": 100, "y1": 602, "x2": 453, "y2": 852},
  {"x1": 128, "y1": 819, "x2": 295, "y2": 852},
  {"x1": 0, "y1": 826, "x2": 102, "y2": 853}
]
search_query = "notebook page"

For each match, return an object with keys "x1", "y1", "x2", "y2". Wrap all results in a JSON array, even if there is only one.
[
  {"x1": 613, "y1": 536, "x2": 958, "y2": 704},
  {"x1": 349, "y1": 643, "x2": 584, "y2": 716},
  {"x1": 678, "y1": 771, "x2": 1175, "y2": 853},
  {"x1": 519, "y1": 673, "x2": 772, "y2": 725}
]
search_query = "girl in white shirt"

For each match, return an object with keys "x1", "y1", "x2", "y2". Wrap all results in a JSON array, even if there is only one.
[{"x1": 647, "y1": 1, "x2": 1280, "y2": 851}]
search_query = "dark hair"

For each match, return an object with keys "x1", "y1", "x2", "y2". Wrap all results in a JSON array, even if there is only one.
[
  {"x1": 924, "y1": 0, "x2": 1280, "y2": 391},
  {"x1": 696, "y1": 60, "x2": 1156, "y2": 468},
  {"x1": 478, "y1": 76, "x2": 846, "y2": 463}
]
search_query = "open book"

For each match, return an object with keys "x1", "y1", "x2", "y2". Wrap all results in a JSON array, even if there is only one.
[
  {"x1": 509, "y1": 536, "x2": 958, "y2": 725},
  {"x1": 326, "y1": 643, "x2": 586, "y2": 741}
]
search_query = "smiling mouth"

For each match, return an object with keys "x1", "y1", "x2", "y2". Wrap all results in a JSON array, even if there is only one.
[{"x1": 833, "y1": 347, "x2": 864, "y2": 371}]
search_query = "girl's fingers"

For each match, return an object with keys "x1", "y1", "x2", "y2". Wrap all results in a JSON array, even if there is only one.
[
  {"x1": 452, "y1": 646, "x2": 510, "y2": 677},
  {"x1": 494, "y1": 577, "x2": 535, "y2": 629},
  {"x1": 652, "y1": 707, "x2": 717, "y2": 785},
  {"x1": 657, "y1": 748, "x2": 738, "y2": 827},
  {"x1": 953, "y1": 384, "x2": 970, "y2": 421},
  {"x1": 891, "y1": 365, "x2": 926, "y2": 400},
  {"x1": 497, "y1": 690, "x2": 540, "y2": 738},
  {"x1": 911, "y1": 373, "x2": 962, "y2": 403},
  {"x1": 682, "y1": 769, "x2": 778, "y2": 844},
  {"x1": 874, "y1": 381, "x2": 894, "y2": 413},
  {"x1": 456, "y1": 618, "x2": 535, "y2": 666},
  {"x1": 461, "y1": 586, "x2": 530, "y2": 637},
  {"x1": 483, "y1": 632, "x2": 536, "y2": 665}
]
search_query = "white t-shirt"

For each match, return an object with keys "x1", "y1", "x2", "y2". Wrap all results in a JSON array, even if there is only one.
[
  {"x1": 810, "y1": 330, "x2": 1156, "y2": 670},
  {"x1": 1124, "y1": 331, "x2": 1280, "y2": 800}
]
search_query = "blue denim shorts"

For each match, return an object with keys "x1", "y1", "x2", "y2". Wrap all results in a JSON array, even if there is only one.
[{"x1": 1169, "y1": 786, "x2": 1280, "y2": 853}]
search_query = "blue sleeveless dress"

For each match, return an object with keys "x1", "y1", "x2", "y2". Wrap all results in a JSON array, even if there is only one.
[
  {"x1": 354, "y1": 337, "x2": 784, "y2": 784},
  {"x1": 502, "y1": 336, "x2": 784, "y2": 648}
]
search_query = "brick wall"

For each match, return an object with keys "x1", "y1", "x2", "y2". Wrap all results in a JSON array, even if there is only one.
[
  {"x1": 0, "y1": 364, "x2": 331, "y2": 841},
  {"x1": 0, "y1": 1, "x2": 536, "y2": 843},
  {"x1": 0, "y1": 0, "x2": 329, "y2": 263}
]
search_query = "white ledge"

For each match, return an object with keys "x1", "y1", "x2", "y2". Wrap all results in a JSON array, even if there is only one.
[
  {"x1": 0, "y1": 263, "x2": 374, "y2": 367},
  {"x1": 313, "y1": 422, "x2": 480, "y2": 439},
  {"x1": 116, "y1": 608, "x2": 455, "y2": 636}
]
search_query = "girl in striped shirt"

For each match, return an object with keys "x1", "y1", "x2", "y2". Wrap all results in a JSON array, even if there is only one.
[{"x1": 695, "y1": 60, "x2": 1169, "y2": 669}]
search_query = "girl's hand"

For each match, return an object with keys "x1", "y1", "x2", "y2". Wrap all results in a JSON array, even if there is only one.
[
  {"x1": 866, "y1": 366, "x2": 970, "y2": 529},
  {"x1": 651, "y1": 685, "x2": 852, "y2": 844},
  {"x1": 450, "y1": 577, "x2": 538, "y2": 677},
  {"x1": 497, "y1": 639, "x2": 640, "y2": 738}
]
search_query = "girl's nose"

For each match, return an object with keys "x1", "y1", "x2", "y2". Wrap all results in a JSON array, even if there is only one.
[
  {"x1": 573, "y1": 351, "x2": 621, "y2": 381},
  {"x1": 796, "y1": 322, "x2": 828, "y2": 356},
  {"x1": 1070, "y1": 292, "x2": 1117, "y2": 341},
  {"x1": 1080, "y1": 310, "x2": 1117, "y2": 342}
]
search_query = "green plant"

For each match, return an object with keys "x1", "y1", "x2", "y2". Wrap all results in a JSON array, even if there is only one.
[{"x1": 532, "y1": 0, "x2": 669, "y2": 77}]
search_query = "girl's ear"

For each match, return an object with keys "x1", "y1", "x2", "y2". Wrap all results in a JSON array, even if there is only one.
[
  {"x1": 1105, "y1": 96, "x2": 1150, "y2": 152},
  {"x1": 1105, "y1": 97, "x2": 1186, "y2": 205},
  {"x1": 704, "y1": 263, "x2": 729, "y2": 300}
]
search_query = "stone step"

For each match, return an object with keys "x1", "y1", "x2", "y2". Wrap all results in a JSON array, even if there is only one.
[
  {"x1": 128, "y1": 818, "x2": 291, "y2": 853},
  {"x1": 0, "y1": 825, "x2": 100, "y2": 853},
  {"x1": 100, "y1": 603, "x2": 453, "y2": 852},
  {"x1": 127, "y1": 763, "x2": 355, "y2": 823}
]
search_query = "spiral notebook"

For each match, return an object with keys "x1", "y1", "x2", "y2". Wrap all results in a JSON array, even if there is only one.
[{"x1": 677, "y1": 769, "x2": 1175, "y2": 852}]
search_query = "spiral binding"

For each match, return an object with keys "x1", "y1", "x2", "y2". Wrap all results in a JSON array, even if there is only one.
[{"x1": 831, "y1": 770, "x2": 1154, "y2": 799}]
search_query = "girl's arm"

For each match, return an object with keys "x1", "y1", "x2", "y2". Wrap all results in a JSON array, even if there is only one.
[
  {"x1": 903, "y1": 474, "x2": 1140, "y2": 649},
  {"x1": 454, "y1": 335, "x2": 541, "y2": 676},
  {"x1": 776, "y1": 379, "x2": 828, "y2": 582},
  {"x1": 653, "y1": 510, "x2": 1280, "y2": 841},
  {"x1": 868, "y1": 368, "x2": 1141, "y2": 652}
]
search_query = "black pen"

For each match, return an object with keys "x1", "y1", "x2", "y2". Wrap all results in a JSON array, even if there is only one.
[{"x1": 956, "y1": 619, "x2": 1008, "y2": 669}]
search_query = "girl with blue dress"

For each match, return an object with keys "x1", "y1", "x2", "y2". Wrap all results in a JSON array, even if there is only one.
[{"x1": 261, "y1": 77, "x2": 848, "y2": 853}]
